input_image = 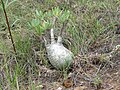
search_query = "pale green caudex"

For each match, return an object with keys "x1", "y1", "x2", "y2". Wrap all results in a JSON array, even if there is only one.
[{"x1": 45, "y1": 28, "x2": 74, "y2": 70}]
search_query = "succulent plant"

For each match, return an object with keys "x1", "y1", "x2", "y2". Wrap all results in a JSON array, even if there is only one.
[{"x1": 45, "y1": 29, "x2": 74, "y2": 70}]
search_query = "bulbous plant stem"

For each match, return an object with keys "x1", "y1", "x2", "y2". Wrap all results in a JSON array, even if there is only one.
[
  {"x1": 1, "y1": 0, "x2": 16, "y2": 53},
  {"x1": 59, "y1": 20, "x2": 68, "y2": 36}
]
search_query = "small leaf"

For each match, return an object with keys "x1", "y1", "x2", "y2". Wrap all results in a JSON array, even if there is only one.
[
  {"x1": 35, "y1": 9, "x2": 40, "y2": 16},
  {"x1": 31, "y1": 19, "x2": 40, "y2": 27}
]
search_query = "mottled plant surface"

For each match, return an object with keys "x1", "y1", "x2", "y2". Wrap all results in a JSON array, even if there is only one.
[{"x1": 0, "y1": 0, "x2": 120, "y2": 90}]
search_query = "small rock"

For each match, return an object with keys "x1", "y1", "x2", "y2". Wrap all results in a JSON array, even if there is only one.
[{"x1": 63, "y1": 78, "x2": 73, "y2": 88}]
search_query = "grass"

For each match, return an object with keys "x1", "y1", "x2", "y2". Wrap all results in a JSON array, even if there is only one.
[{"x1": 0, "y1": 0, "x2": 120, "y2": 89}]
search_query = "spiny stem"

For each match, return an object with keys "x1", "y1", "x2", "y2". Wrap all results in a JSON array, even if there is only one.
[
  {"x1": 51, "y1": 28, "x2": 55, "y2": 44},
  {"x1": 60, "y1": 20, "x2": 68, "y2": 36},
  {"x1": 1, "y1": 0, "x2": 16, "y2": 53}
]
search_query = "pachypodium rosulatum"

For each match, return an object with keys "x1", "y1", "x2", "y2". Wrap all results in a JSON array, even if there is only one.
[{"x1": 45, "y1": 28, "x2": 74, "y2": 70}]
